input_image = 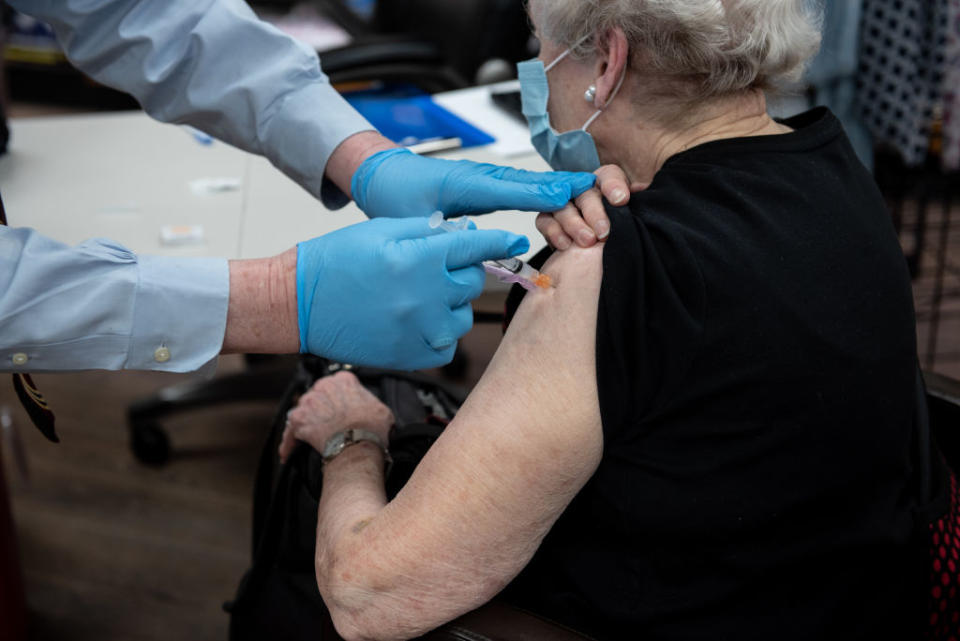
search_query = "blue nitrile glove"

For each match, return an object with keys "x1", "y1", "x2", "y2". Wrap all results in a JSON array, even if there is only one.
[
  {"x1": 297, "y1": 217, "x2": 529, "y2": 370},
  {"x1": 351, "y1": 148, "x2": 597, "y2": 219}
]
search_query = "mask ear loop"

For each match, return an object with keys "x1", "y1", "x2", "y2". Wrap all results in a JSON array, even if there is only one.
[
  {"x1": 582, "y1": 67, "x2": 627, "y2": 132},
  {"x1": 544, "y1": 48, "x2": 572, "y2": 73},
  {"x1": 544, "y1": 33, "x2": 593, "y2": 73}
]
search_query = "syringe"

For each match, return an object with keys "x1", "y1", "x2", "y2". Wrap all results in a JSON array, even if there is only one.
[{"x1": 428, "y1": 212, "x2": 554, "y2": 291}]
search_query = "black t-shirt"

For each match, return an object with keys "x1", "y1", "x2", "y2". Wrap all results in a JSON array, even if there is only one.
[{"x1": 501, "y1": 109, "x2": 933, "y2": 640}]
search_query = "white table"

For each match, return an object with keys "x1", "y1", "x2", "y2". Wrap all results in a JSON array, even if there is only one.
[{"x1": 0, "y1": 83, "x2": 551, "y2": 268}]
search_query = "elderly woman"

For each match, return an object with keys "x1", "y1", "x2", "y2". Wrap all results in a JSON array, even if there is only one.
[{"x1": 280, "y1": 1, "x2": 937, "y2": 639}]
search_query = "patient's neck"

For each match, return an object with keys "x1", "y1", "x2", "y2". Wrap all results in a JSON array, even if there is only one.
[{"x1": 599, "y1": 90, "x2": 792, "y2": 188}]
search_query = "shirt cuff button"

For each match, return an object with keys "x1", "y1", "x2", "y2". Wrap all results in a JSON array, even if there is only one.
[
  {"x1": 154, "y1": 347, "x2": 171, "y2": 363},
  {"x1": 11, "y1": 353, "x2": 28, "y2": 366}
]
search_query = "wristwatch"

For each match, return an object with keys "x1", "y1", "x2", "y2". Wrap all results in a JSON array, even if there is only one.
[{"x1": 321, "y1": 429, "x2": 392, "y2": 471}]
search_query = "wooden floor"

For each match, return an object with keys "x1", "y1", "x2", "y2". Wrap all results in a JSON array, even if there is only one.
[{"x1": 2, "y1": 357, "x2": 274, "y2": 641}]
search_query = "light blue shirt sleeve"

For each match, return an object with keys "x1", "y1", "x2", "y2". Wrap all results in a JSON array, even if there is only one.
[
  {"x1": 0, "y1": 227, "x2": 229, "y2": 373},
  {"x1": 8, "y1": 0, "x2": 374, "y2": 207}
]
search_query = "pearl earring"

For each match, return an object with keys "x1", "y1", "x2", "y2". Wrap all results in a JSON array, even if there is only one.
[{"x1": 584, "y1": 85, "x2": 597, "y2": 104}]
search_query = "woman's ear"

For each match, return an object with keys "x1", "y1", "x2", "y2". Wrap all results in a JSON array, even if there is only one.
[{"x1": 593, "y1": 27, "x2": 629, "y2": 110}]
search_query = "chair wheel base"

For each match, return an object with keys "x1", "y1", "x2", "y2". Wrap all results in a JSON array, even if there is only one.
[{"x1": 130, "y1": 423, "x2": 171, "y2": 466}]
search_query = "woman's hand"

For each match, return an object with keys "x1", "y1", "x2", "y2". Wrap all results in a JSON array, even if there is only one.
[
  {"x1": 535, "y1": 165, "x2": 647, "y2": 250},
  {"x1": 279, "y1": 371, "x2": 395, "y2": 463}
]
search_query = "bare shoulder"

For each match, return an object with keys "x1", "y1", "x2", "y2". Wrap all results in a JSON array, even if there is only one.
[
  {"x1": 542, "y1": 241, "x2": 606, "y2": 277},
  {"x1": 500, "y1": 243, "x2": 605, "y2": 354},
  {"x1": 419, "y1": 242, "x2": 606, "y2": 465},
  {"x1": 453, "y1": 243, "x2": 606, "y2": 459}
]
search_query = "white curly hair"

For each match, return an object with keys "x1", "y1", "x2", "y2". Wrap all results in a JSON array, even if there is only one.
[{"x1": 528, "y1": 0, "x2": 823, "y2": 98}]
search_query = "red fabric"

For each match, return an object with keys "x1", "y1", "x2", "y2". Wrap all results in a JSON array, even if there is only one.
[
  {"x1": 930, "y1": 472, "x2": 960, "y2": 640},
  {"x1": 0, "y1": 441, "x2": 27, "y2": 641}
]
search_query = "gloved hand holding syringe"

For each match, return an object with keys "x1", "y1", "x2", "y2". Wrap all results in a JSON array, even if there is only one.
[{"x1": 428, "y1": 212, "x2": 554, "y2": 291}]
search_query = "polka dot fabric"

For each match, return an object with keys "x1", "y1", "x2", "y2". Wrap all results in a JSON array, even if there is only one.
[
  {"x1": 858, "y1": 0, "x2": 950, "y2": 167},
  {"x1": 929, "y1": 472, "x2": 960, "y2": 640}
]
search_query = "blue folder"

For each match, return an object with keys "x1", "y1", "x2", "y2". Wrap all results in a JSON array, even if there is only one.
[{"x1": 344, "y1": 86, "x2": 495, "y2": 149}]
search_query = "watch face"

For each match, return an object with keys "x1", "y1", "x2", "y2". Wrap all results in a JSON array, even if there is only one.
[
  {"x1": 323, "y1": 432, "x2": 348, "y2": 460},
  {"x1": 322, "y1": 429, "x2": 385, "y2": 465}
]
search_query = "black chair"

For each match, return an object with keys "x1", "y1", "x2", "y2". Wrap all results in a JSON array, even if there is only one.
[
  {"x1": 128, "y1": 355, "x2": 299, "y2": 465},
  {"x1": 922, "y1": 371, "x2": 960, "y2": 640},
  {"x1": 315, "y1": 0, "x2": 531, "y2": 90},
  {"x1": 127, "y1": 0, "x2": 529, "y2": 466},
  {"x1": 926, "y1": 371, "x2": 960, "y2": 475}
]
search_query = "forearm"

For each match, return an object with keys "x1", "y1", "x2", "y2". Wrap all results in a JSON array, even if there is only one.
[
  {"x1": 315, "y1": 443, "x2": 392, "y2": 640},
  {"x1": 222, "y1": 249, "x2": 299, "y2": 355},
  {"x1": 312, "y1": 421, "x2": 548, "y2": 641}
]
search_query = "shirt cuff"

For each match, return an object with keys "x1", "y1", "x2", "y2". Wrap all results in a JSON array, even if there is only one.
[
  {"x1": 261, "y1": 78, "x2": 374, "y2": 205},
  {"x1": 124, "y1": 256, "x2": 230, "y2": 373}
]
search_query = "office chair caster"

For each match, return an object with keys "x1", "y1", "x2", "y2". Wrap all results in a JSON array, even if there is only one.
[
  {"x1": 125, "y1": 355, "x2": 298, "y2": 467},
  {"x1": 130, "y1": 422, "x2": 171, "y2": 466}
]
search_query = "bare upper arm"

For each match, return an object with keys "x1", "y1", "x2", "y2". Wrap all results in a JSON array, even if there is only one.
[{"x1": 335, "y1": 244, "x2": 606, "y2": 637}]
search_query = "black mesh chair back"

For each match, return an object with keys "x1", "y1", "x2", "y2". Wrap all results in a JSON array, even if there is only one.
[{"x1": 371, "y1": 0, "x2": 530, "y2": 83}]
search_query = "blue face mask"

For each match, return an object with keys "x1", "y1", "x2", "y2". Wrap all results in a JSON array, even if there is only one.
[{"x1": 517, "y1": 39, "x2": 624, "y2": 173}]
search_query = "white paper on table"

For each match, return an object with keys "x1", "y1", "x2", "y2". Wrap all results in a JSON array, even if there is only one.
[
  {"x1": 160, "y1": 224, "x2": 205, "y2": 246},
  {"x1": 189, "y1": 177, "x2": 242, "y2": 195},
  {"x1": 433, "y1": 81, "x2": 536, "y2": 159}
]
